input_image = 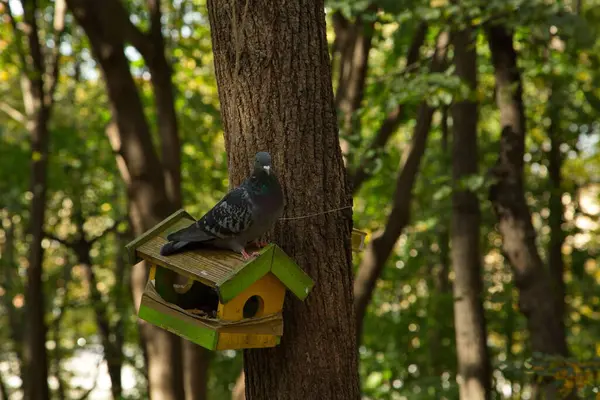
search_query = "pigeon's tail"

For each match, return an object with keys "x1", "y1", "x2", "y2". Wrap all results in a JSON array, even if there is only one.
[{"x1": 160, "y1": 241, "x2": 189, "y2": 256}]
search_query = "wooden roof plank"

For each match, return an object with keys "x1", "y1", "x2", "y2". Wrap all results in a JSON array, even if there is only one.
[
  {"x1": 136, "y1": 236, "x2": 244, "y2": 286},
  {"x1": 125, "y1": 209, "x2": 194, "y2": 264},
  {"x1": 216, "y1": 245, "x2": 275, "y2": 304}
]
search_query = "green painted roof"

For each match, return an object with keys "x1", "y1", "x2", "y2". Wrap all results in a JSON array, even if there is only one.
[{"x1": 125, "y1": 209, "x2": 315, "y2": 304}]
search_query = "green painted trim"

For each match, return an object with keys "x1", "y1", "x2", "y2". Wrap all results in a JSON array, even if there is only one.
[
  {"x1": 125, "y1": 209, "x2": 194, "y2": 264},
  {"x1": 138, "y1": 303, "x2": 218, "y2": 350},
  {"x1": 275, "y1": 336, "x2": 281, "y2": 345},
  {"x1": 216, "y1": 245, "x2": 274, "y2": 304},
  {"x1": 271, "y1": 245, "x2": 314, "y2": 301}
]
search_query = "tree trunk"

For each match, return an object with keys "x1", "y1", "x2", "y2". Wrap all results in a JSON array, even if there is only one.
[
  {"x1": 232, "y1": 371, "x2": 246, "y2": 400},
  {"x1": 147, "y1": 3, "x2": 212, "y2": 395},
  {"x1": 183, "y1": 343, "x2": 211, "y2": 400},
  {"x1": 0, "y1": 217, "x2": 24, "y2": 393},
  {"x1": 66, "y1": 2, "x2": 186, "y2": 399},
  {"x1": 332, "y1": 11, "x2": 374, "y2": 161},
  {"x1": 427, "y1": 106, "x2": 452, "y2": 378},
  {"x1": 353, "y1": 31, "x2": 450, "y2": 341},
  {"x1": 146, "y1": 0, "x2": 182, "y2": 209},
  {"x1": 18, "y1": 0, "x2": 61, "y2": 397},
  {"x1": 23, "y1": 106, "x2": 51, "y2": 400},
  {"x1": 486, "y1": 24, "x2": 569, "y2": 398},
  {"x1": 207, "y1": 1, "x2": 360, "y2": 399},
  {"x1": 547, "y1": 86, "x2": 567, "y2": 338},
  {"x1": 49, "y1": 262, "x2": 72, "y2": 400},
  {"x1": 78, "y1": 247, "x2": 123, "y2": 400},
  {"x1": 450, "y1": 28, "x2": 492, "y2": 400},
  {"x1": 0, "y1": 372, "x2": 8, "y2": 400},
  {"x1": 146, "y1": 3, "x2": 212, "y2": 397}
]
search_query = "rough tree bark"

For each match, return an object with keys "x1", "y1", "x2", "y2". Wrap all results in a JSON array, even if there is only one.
[
  {"x1": 231, "y1": 19, "x2": 429, "y2": 400},
  {"x1": 486, "y1": 24, "x2": 569, "y2": 397},
  {"x1": 207, "y1": 1, "x2": 360, "y2": 398},
  {"x1": 353, "y1": 31, "x2": 450, "y2": 340},
  {"x1": 231, "y1": 17, "x2": 429, "y2": 400},
  {"x1": 450, "y1": 28, "x2": 492, "y2": 400},
  {"x1": 65, "y1": 1, "x2": 187, "y2": 399}
]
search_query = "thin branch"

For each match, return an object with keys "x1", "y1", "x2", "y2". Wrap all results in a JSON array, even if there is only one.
[
  {"x1": 353, "y1": 31, "x2": 451, "y2": 341},
  {"x1": 1, "y1": 0, "x2": 29, "y2": 75},
  {"x1": 109, "y1": 0, "x2": 154, "y2": 58},
  {"x1": 44, "y1": 232, "x2": 73, "y2": 248},
  {"x1": 369, "y1": 10, "x2": 510, "y2": 85},
  {"x1": 0, "y1": 101, "x2": 26, "y2": 124},
  {"x1": 350, "y1": 22, "x2": 429, "y2": 194},
  {"x1": 89, "y1": 219, "x2": 125, "y2": 245},
  {"x1": 0, "y1": 369, "x2": 9, "y2": 400},
  {"x1": 44, "y1": 0, "x2": 67, "y2": 108},
  {"x1": 67, "y1": 0, "x2": 154, "y2": 58},
  {"x1": 49, "y1": 261, "x2": 73, "y2": 400},
  {"x1": 74, "y1": 356, "x2": 103, "y2": 400},
  {"x1": 22, "y1": 0, "x2": 46, "y2": 100},
  {"x1": 147, "y1": 0, "x2": 162, "y2": 38},
  {"x1": 144, "y1": 0, "x2": 182, "y2": 208}
]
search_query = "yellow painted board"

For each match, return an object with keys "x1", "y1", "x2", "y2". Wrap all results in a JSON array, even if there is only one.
[
  {"x1": 217, "y1": 273, "x2": 286, "y2": 322},
  {"x1": 216, "y1": 333, "x2": 279, "y2": 350}
]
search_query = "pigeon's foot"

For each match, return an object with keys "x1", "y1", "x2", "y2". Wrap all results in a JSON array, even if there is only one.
[
  {"x1": 253, "y1": 240, "x2": 269, "y2": 248},
  {"x1": 241, "y1": 248, "x2": 261, "y2": 260}
]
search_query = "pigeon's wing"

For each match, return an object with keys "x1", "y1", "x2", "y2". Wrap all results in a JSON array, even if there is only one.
[
  {"x1": 167, "y1": 186, "x2": 254, "y2": 242},
  {"x1": 165, "y1": 221, "x2": 214, "y2": 243}
]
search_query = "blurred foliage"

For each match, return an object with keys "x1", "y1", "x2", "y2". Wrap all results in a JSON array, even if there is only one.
[{"x1": 1, "y1": 0, "x2": 600, "y2": 399}]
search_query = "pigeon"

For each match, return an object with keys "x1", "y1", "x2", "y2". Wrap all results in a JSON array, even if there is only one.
[{"x1": 160, "y1": 151, "x2": 284, "y2": 260}]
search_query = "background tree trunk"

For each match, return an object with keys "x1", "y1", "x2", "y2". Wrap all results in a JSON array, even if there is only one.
[
  {"x1": 207, "y1": 1, "x2": 360, "y2": 398},
  {"x1": 5, "y1": 0, "x2": 66, "y2": 397},
  {"x1": 486, "y1": 24, "x2": 570, "y2": 398},
  {"x1": 46, "y1": 203, "x2": 125, "y2": 399},
  {"x1": 450, "y1": 27, "x2": 492, "y2": 400},
  {"x1": 353, "y1": 31, "x2": 450, "y2": 341},
  {"x1": 547, "y1": 85, "x2": 567, "y2": 339},
  {"x1": 66, "y1": 2, "x2": 186, "y2": 399},
  {"x1": 332, "y1": 11, "x2": 374, "y2": 161}
]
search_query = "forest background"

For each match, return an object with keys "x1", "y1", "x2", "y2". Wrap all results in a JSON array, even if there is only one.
[{"x1": 1, "y1": 0, "x2": 600, "y2": 399}]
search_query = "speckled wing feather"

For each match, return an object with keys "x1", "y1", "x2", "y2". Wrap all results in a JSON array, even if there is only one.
[{"x1": 167, "y1": 186, "x2": 254, "y2": 243}]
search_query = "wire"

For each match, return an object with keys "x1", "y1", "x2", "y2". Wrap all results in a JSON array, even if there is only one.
[{"x1": 278, "y1": 205, "x2": 353, "y2": 221}]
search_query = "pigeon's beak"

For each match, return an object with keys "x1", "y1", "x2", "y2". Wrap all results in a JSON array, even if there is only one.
[{"x1": 263, "y1": 165, "x2": 271, "y2": 175}]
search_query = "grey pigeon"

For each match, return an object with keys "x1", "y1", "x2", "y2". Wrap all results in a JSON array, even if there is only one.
[{"x1": 160, "y1": 152, "x2": 283, "y2": 260}]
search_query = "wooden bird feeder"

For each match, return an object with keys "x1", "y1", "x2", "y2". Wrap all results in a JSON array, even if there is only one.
[{"x1": 125, "y1": 209, "x2": 367, "y2": 351}]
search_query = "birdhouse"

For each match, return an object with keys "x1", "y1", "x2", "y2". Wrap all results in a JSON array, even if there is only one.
[{"x1": 125, "y1": 209, "x2": 316, "y2": 351}]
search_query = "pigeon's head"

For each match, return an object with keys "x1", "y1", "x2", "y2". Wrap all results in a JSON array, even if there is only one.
[{"x1": 253, "y1": 151, "x2": 273, "y2": 175}]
